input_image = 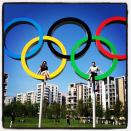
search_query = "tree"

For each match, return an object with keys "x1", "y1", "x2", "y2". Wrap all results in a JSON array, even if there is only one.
[
  {"x1": 96, "y1": 102, "x2": 104, "y2": 118},
  {"x1": 46, "y1": 105, "x2": 52, "y2": 119},
  {"x1": 113, "y1": 100, "x2": 122, "y2": 124},
  {"x1": 3, "y1": 101, "x2": 39, "y2": 117},
  {"x1": 42, "y1": 98, "x2": 49, "y2": 118},
  {"x1": 60, "y1": 104, "x2": 66, "y2": 118},
  {"x1": 104, "y1": 107, "x2": 112, "y2": 124},
  {"x1": 77, "y1": 99, "x2": 84, "y2": 116},
  {"x1": 121, "y1": 103, "x2": 127, "y2": 122},
  {"x1": 96, "y1": 102, "x2": 104, "y2": 124},
  {"x1": 86, "y1": 97, "x2": 92, "y2": 117}
]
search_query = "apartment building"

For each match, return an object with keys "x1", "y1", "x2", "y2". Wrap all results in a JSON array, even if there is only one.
[
  {"x1": 49, "y1": 84, "x2": 58, "y2": 103},
  {"x1": 103, "y1": 76, "x2": 116, "y2": 110},
  {"x1": 16, "y1": 93, "x2": 27, "y2": 103},
  {"x1": 58, "y1": 92, "x2": 62, "y2": 105},
  {"x1": 36, "y1": 82, "x2": 60, "y2": 104},
  {"x1": 115, "y1": 76, "x2": 126, "y2": 106},
  {"x1": 62, "y1": 94, "x2": 66, "y2": 105},
  {"x1": 4, "y1": 96, "x2": 15, "y2": 105},
  {"x1": 26, "y1": 91, "x2": 36, "y2": 104},
  {"x1": 87, "y1": 80, "x2": 105, "y2": 108},
  {"x1": 66, "y1": 77, "x2": 116, "y2": 110},
  {"x1": 37, "y1": 82, "x2": 50, "y2": 103},
  {"x1": 66, "y1": 83, "x2": 88, "y2": 110},
  {"x1": 3, "y1": 73, "x2": 8, "y2": 101},
  {"x1": 16, "y1": 91, "x2": 36, "y2": 104}
]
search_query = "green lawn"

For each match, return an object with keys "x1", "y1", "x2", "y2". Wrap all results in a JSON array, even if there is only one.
[{"x1": 3, "y1": 117, "x2": 127, "y2": 129}]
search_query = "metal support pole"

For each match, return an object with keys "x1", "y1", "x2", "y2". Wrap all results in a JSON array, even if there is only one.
[
  {"x1": 38, "y1": 81, "x2": 45, "y2": 128},
  {"x1": 92, "y1": 81, "x2": 96, "y2": 128}
]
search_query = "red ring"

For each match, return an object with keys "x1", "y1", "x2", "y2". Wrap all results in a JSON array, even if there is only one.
[{"x1": 96, "y1": 16, "x2": 127, "y2": 60}]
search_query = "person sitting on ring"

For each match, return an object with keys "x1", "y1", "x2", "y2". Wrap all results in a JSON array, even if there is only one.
[
  {"x1": 37, "y1": 61, "x2": 50, "y2": 80},
  {"x1": 87, "y1": 61, "x2": 102, "y2": 82}
]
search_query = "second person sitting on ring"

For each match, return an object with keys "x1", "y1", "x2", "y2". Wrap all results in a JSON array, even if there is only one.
[{"x1": 37, "y1": 61, "x2": 50, "y2": 80}]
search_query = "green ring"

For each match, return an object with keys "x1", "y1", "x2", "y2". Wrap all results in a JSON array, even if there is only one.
[{"x1": 70, "y1": 36, "x2": 118, "y2": 80}]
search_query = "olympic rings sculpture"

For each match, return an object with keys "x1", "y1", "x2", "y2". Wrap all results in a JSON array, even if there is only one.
[{"x1": 4, "y1": 16, "x2": 127, "y2": 81}]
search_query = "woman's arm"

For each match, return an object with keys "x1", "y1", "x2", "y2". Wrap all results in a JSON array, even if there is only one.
[
  {"x1": 87, "y1": 67, "x2": 91, "y2": 74},
  {"x1": 37, "y1": 68, "x2": 41, "y2": 74},
  {"x1": 97, "y1": 67, "x2": 103, "y2": 74}
]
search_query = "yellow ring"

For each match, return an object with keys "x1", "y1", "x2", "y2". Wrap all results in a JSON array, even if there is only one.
[{"x1": 21, "y1": 36, "x2": 67, "y2": 80}]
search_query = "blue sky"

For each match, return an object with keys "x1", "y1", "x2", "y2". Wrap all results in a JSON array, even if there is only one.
[{"x1": 4, "y1": 3, "x2": 127, "y2": 96}]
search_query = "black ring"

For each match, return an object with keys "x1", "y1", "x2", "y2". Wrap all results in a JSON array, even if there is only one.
[{"x1": 47, "y1": 17, "x2": 92, "y2": 60}]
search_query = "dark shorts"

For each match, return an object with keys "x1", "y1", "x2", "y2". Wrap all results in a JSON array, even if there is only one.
[{"x1": 91, "y1": 72, "x2": 97, "y2": 81}]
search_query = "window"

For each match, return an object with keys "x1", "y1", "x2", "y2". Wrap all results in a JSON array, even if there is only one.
[
  {"x1": 70, "y1": 84, "x2": 74, "y2": 87},
  {"x1": 74, "y1": 105, "x2": 76, "y2": 109},
  {"x1": 69, "y1": 91, "x2": 71, "y2": 95},
  {"x1": 68, "y1": 99, "x2": 71, "y2": 102},
  {"x1": 106, "y1": 94, "x2": 108, "y2": 99},
  {"x1": 106, "y1": 102, "x2": 108, "y2": 107},
  {"x1": 97, "y1": 97, "x2": 100, "y2": 101},
  {"x1": 74, "y1": 91, "x2": 77, "y2": 95},
  {"x1": 97, "y1": 94, "x2": 100, "y2": 97},
  {"x1": 89, "y1": 96, "x2": 91, "y2": 100},
  {"x1": 74, "y1": 99, "x2": 77, "y2": 103}
]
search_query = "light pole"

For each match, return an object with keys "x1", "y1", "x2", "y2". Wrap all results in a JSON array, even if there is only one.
[
  {"x1": 92, "y1": 80, "x2": 96, "y2": 128},
  {"x1": 38, "y1": 81, "x2": 45, "y2": 128}
]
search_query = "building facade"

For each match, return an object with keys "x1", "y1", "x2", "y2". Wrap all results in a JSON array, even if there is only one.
[
  {"x1": 115, "y1": 76, "x2": 126, "y2": 106},
  {"x1": 37, "y1": 82, "x2": 50, "y2": 103},
  {"x1": 102, "y1": 76, "x2": 116, "y2": 110},
  {"x1": 3, "y1": 73, "x2": 8, "y2": 101},
  {"x1": 26, "y1": 91, "x2": 36, "y2": 104},
  {"x1": 66, "y1": 83, "x2": 88, "y2": 110},
  {"x1": 58, "y1": 92, "x2": 62, "y2": 105},
  {"x1": 16, "y1": 91, "x2": 36, "y2": 104},
  {"x1": 66, "y1": 77, "x2": 117, "y2": 111},
  {"x1": 16, "y1": 93, "x2": 27, "y2": 103},
  {"x1": 36, "y1": 82, "x2": 61, "y2": 104},
  {"x1": 4, "y1": 96, "x2": 15, "y2": 105}
]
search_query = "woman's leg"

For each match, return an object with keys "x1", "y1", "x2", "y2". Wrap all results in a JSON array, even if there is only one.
[{"x1": 45, "y1": 71, "x2": 50, "y2": 80}]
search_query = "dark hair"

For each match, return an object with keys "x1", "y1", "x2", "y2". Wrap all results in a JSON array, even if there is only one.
[
  {"x1": 92, "y1": 61, "x2": 96, "y2": 64},
  {"x1": 43, "y1": 61, "x2": 47, "y2": 64}
]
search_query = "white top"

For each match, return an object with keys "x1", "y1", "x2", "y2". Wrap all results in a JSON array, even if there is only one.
[{"x1": 89, "y1": 66, "x2": 99, "y2": 73}]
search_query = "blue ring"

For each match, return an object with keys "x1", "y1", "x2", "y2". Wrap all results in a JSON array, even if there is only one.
[{"x1": 4, "y1": 18, "x2": 43, "y2": 60}]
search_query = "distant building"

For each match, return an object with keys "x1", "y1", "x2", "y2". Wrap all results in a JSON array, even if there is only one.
[
  {"x1": 16, "y1": 91, "x2": 36, "y2": 104},
  {"x1": 26, "y1": 91, "x2": 36, "y2": 104},
  {"x1": 87, "y1": 80, "x2": 105, "y2": 109},
  {"x1": 115, "y1": 76, "x2": 126, "y2": 106},
  {"x1": 16, "y1": 93, "x2": 27, "y2": 103},
  {"x1": 37, "y1": 82, "x2": 50, "y2": 103},
  {"x1": 102, "y1": 77, "x2": 116, "y2": 110},
  {"x1": 66, "y1": 83, "x2": 88, "y2": 110},
  {"x1": 4, "y1": 96, "x2": 15, "y2": 105},
  {"x1": 49, "y1": 83, "x2": 58, "y2": 103},
  {"x1": 87, "y1": 76, "x2": 116, "y2": 110},
  {"x1": 3, "y1": 73, "x2": 8, "y2": 101},
  {"x1": 62, "y1": 94, "x2": 66, "y2": 105},
  {"x1": 36, "y1": 82, "x2": 60, "y2": 104},
  {"x1": 66, "y1": 77, "x2": 116, "y2": 111},
  {"x1": 58, "y1": 92, "x2": 62, "y2": 105}
]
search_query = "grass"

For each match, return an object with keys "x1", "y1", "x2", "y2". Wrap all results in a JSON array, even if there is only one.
[{"x1": 3, "y1": 117, "x2": 127, "y2": 129}]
